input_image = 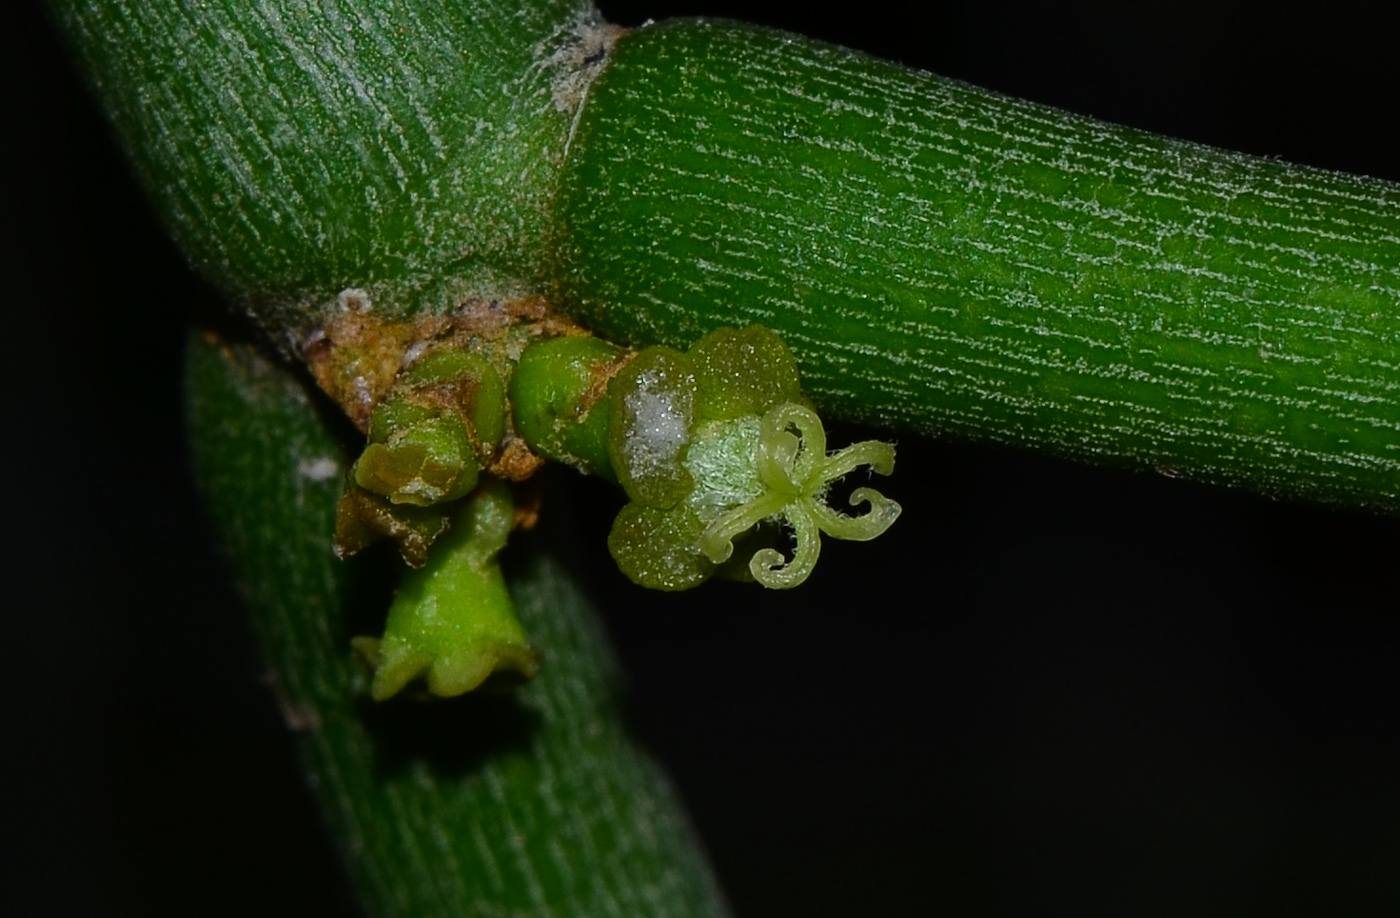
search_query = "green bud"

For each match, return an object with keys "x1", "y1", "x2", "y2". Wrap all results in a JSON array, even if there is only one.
[
  {"x1": 400, "y1": 349, "x2": 507, "y2": 461},
  {"x1": 509, "y1": 335, "x2": 624, "y2": 480},
  {"x1": 400, "y1": 349, "x2": 489, "y2": 387},
  {"x1": 353, "y1": 414, "x2": 479, "y2": 506},
  {"x1": 468, "y1": 361, "x2": 507, "y2": 452},
  {"x1": 368, "y1": 396, "x2": 436, "y2": 443}
]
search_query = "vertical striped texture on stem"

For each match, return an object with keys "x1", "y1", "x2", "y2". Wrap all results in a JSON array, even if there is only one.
[{"x1": 554, "y1": 18, "x2": 1400, "y2": 511}]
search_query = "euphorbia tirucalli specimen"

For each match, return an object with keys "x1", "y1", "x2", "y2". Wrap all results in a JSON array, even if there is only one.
[{"x1": 47, "y1": 0, "x2": 1400, "y2": 914}]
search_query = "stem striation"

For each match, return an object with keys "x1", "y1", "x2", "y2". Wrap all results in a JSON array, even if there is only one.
[
  {"x1": 554, "y1": 18, "x2": 1400, "y2": 511},
  {"x1": 49, "y1": 0, "x2": 609, "y2": 344}
]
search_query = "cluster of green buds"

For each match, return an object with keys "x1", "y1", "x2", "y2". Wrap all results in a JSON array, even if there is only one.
[{"x1": 333, "y1": 323, "x2": 899, "y2": 699}]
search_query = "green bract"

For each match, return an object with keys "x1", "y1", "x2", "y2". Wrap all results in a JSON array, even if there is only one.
[
  {"x1": 604, "y1": 326, "x2": 901, "y2": 590},
  {"x1": 689, "y1": 325, "x2": 803, "y2": 420},
  {"x1": 607, "y1": 346, "x2": 700, "y2": 508},
  {"x1": 351, "y1": 479, "x2": 541, "y2": 701}
]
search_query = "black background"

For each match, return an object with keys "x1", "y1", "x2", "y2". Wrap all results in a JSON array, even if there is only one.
[{"x1": 13, "y1": 2, "x2": 1398, "y2": 915}]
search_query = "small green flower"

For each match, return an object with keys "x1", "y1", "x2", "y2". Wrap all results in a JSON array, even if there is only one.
[
  {"x1": 603, "y1": 326, "x2": 900, "y2": 590},
  {"x1": 698, "y1": 402, "x2": 900, "y2": 588}
]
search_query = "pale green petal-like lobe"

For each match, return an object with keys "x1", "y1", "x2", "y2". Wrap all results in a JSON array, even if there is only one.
[
  {"x1": 698, "y1": 491, "x2": 789, "y2": 564},
  {"x1": 817, "y1": 439, "x2": 896, "y2": 483},
  {"x1": 748, "y1": 501, "x2": 822, "y2": 588},
  {"x1": 809, "y1": 487, "x2": 903, "y2": 541}
]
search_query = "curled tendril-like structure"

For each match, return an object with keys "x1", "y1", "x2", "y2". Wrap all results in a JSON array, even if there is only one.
[{"x1": 697, "y1": 402, "x2": 900, "y2": 588}]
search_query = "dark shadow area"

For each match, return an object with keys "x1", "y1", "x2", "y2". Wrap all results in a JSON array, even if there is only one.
[
  {"x1": 589, "y1": 431, "x2": 1400, "y2": 918},
  {"x1": 359, "y1": 688, "x2": 543, "y2": 781},
  {"x1": 11, "y1": 7, "x2": 358, "y2": 914},
  {"x1": 335, "y1": 539, "x2": 410, "y2": 647}
]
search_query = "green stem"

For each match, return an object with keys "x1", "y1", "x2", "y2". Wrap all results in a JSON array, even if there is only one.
[{"x1": 554, "y1": 19, "x2": 1400, "y2": 511}]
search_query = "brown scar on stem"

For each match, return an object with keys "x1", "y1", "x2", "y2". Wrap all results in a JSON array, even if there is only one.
[
  {"x1": 302, "y1": 290, "x2": 589, "y2": 481},
  {"x1": 512, "y1": 476, "x2": 546, "y2": 532},
  {"x1": 586, "y1": 349, "x2": 637, "y2": 414},
  {"x1": 550, "y1": 20, "x2": 629, "y2": 114}
]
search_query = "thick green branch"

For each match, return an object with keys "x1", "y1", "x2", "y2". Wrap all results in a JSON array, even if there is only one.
[
  {"x1": 48, "y1": 0, "x2": 607, "y2": 342},
  {"x1": 53, "y1": 3, "x2": 1400, "y2": 508},
  {"x1": 553, "y1": 19, "x2": 1400, "y2": 510}
]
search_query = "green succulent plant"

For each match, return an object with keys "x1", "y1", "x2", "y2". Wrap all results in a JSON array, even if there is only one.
[{"x1": 35, "y1": 1, "x2": 1399, "y2": 915}]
